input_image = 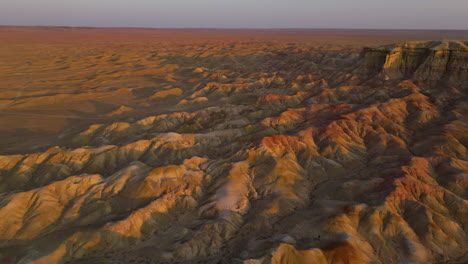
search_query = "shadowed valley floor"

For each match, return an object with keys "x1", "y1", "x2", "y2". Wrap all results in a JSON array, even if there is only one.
[{"x1": 0, "y1": 27, "x2": 467, "y2": 264}]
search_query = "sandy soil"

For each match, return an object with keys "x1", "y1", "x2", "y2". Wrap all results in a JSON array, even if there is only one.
[{"x1": 0, "y1": 27, "x2": 467, "y2": 264}]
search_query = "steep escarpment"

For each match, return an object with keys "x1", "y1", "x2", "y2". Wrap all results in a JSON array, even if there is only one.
[
  {"x1": 0, "y1": 40, "x2": 467, "y2": 264},
  {"x1": 352, "y1": 41, "x2": 468, "y2": 86}
]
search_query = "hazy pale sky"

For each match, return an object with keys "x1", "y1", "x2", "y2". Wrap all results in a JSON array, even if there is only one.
[{"x1": 1, "y1": 0, "x2": 467, "y2": 29}]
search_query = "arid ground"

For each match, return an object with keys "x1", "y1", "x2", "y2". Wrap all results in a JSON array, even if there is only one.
[{"x1": 0, "y1": 27, "x2": 467, "y2": 264}]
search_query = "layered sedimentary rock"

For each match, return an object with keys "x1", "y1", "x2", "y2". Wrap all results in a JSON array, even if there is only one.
[
  {"x1": 352, "y1": 41, "x2": 468, "y2": 86},
  {"x1": 0, "y1": 41, "x2": 467, "y2": 264}
]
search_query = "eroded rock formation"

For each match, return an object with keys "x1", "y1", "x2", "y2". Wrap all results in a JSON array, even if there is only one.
[{"x1": 0, "y1": 40, "x2": 467, "y2": 264}]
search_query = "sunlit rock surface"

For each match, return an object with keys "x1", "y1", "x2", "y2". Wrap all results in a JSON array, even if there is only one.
[{"x1": 0, "y1": 29, "x2": 467, "y2": 264}]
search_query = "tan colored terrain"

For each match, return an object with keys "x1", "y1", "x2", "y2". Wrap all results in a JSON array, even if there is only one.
[{"x1": 0, "y1": 27, "x2": 467, "y2": 264}]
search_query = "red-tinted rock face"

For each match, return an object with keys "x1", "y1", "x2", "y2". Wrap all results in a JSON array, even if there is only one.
[{"x1": 0, "y1": 36, "x2": 467, "y2": 264}]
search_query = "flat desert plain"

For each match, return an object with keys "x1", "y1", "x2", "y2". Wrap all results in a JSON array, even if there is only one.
[{"x1": 0, "y1": 27, "x2": 467, "y2": 264}]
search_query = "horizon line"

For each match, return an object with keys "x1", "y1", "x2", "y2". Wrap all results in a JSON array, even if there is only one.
[{"x1": 1, "y1": 25, "x2": 467, "y2": 31}]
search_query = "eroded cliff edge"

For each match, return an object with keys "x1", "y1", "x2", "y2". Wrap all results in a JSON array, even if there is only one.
[
  {"x1": 353, "y1": 40, "x2": 468, "y2": 86},
  {"x1": 0, "y1": 41, "x2": 466, "y2": 264}
]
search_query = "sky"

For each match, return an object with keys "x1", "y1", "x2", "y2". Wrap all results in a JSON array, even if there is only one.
[{"x1": 1, "y1": 0, "x2": 467, "y2": 30}]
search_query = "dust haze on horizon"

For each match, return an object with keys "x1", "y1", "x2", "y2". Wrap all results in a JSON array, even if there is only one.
[{"x1": 1, "y1": 0, "x2": 468, "y2": 30}]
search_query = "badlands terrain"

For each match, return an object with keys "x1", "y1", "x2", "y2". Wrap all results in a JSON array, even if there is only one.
[{"x1": 0, "y1": 27, "x2": 467, "y2": 264}]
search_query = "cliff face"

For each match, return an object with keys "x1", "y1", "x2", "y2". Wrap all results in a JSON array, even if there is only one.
[
  {"x1": 0, "y1": 40, "x2": 467, "y2": 264},
  {"x1": 353, "y1": 41, "x2": 468, "y2": 86}
]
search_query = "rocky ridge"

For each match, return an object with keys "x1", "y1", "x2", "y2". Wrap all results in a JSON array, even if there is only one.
[{"x1": 0, "y1": 41, "x2": 467, "y2": 264}]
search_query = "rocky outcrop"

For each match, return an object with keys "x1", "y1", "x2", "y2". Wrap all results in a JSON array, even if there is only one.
[
  {"x1": 353, "y1": 41, "x2": 468, "y2": 86},
  {"x1": 0, "y1": 41, "x2": 467, "y2": 264}
]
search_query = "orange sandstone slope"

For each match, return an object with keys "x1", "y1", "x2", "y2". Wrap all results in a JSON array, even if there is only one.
[{"x1": 0, "y1": 40, "x2": 467, "y2": 264}]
